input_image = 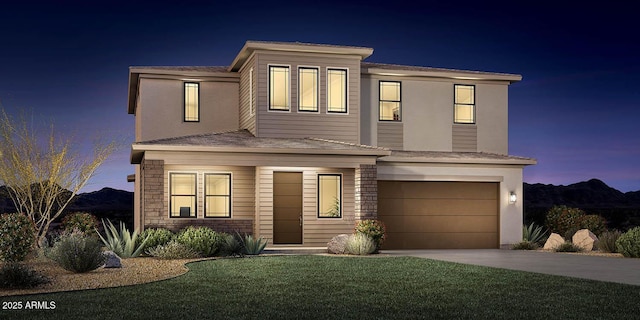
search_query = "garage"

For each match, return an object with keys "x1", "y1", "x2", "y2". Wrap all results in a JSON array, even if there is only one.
[{"x1": 378, "y1": 181, "x2": 499, "y2": 249}]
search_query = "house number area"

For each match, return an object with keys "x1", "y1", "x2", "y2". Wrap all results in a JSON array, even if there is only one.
[{"x1": 2, "y1": 301, "x2": 56, "y2": 310}]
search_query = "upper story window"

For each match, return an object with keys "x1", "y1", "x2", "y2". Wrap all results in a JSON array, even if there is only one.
[
  {"x1": 318, "y1": 174, "x2": 342, "y2": 218},
  {"x1": 184, "y1": 82, "x2": 199, "y2": 122},
  {"x1": 269, "y1": 65, "x2": 290, "y2": 111},
  {"x1": 327, "y1": 68, "x2": 347, "y2": 113},
  {"x1": 249, "y1": 67, "x2": 255, "y2": 117},
  {"x1": 170, "y1": 173, "x2": 197, "y2": 218},
  {"x1": 454, "y1": 84, "x2": 475, "y2": 124},
  {"x1": 298, "y1": 67, "x2": 319, "y2": 112},
  {"x1": 205, "y1": 173, "x2": 231, "y2": 218},
  {"x1": 379, "y1": 81, "x2": 401, "y2": 121}
]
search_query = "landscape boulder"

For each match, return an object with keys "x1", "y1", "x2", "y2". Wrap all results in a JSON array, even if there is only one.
[
  {"x1": 327, "y1": 234, "x2": 351, "y2": 254},
  {"x1": 572, "y1": 229, "x2": 598, "y2": 251},
  {"x1": 543, "y1": 233, "x2": 565, "y2": 250},
  {"x1": 103, "y1": 251, "x2": 122, "y2": 268}
]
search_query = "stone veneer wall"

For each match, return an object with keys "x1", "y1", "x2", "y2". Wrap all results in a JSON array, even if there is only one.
[
  {"x1": 140, "y1": 158, "x2": 253, "y2": 234},
  {"x1": 354, "y1": 164, "x2": 377, "y2": 220}
]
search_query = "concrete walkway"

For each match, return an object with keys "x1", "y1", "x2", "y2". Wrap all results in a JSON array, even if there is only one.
[{"x1": 383, "y1": 249, "x2": 640, "y2": 286}]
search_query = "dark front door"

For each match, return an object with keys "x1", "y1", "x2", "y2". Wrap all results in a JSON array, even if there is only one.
[{"x1": 273, "y1": 172, "x2": 303, "y2": 244}]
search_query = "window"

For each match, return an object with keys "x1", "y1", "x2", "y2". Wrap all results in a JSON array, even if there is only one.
[
  {"x1": 205, "y1": 173, "x2": 231, "y2": 218},
  {"x1": 379, "y1": 81, "x2": 401, "y2": 121},
  {"x1": 269, "y1": 66, "x2": 290, "y2": 111},
  {"x1": 327, "y1": 68, "x2": 347, "y2": 113},
  {"x1": 318, "y1": 174, "x2": 342, "y2": 218},
  {"x1": 454, "y1": 84, "x2": 475, "y2": 124},
  {"x1": 249, "y1": 67, "x2": 255, "y2": 116},
  {"x1": 170, "y1": 173, "x2": 197, "y2": 218},
  {"x1": 184, "y1": 82, "x2": 199, "y2": 122},
  {"x1": 298, "y1": 67, "x2": 318, "y2": 112}
]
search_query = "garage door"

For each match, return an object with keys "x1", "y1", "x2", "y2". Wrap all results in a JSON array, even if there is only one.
[{"x1": 378, "y1": 181, "x2": 499, "y2": 249}]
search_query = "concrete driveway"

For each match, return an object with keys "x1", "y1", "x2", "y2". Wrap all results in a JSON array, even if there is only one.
[{"x1": 383, "y1": 249, "x2": 640, "y2": 286}]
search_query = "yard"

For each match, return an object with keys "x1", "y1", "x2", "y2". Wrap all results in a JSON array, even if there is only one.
[{"x1": 2, "y1": 255, "x2": 639, "y2": 319}]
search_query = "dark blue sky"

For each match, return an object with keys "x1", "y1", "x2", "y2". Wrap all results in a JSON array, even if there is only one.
[{"x1": 1, "y1": 1, "x2": 638, "y2": 192}]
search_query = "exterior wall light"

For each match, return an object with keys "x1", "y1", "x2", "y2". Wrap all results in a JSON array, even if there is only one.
[{"x1": 509, "y1": 191, "x2": 517, "y2": 204}]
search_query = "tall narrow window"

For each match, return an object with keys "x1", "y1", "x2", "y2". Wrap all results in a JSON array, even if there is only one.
[
  {"x1": 318, "y1": 174, "x2": 342, "y2": 218},
  {"x1": 298, "y1": 67, "x2": 318, "y2": 112},
  {"x1": 170, "y1": 173, "x2": 197, "y2": 218},
  {"x1": 327, "y1": 68, "x2": 347, "y2": 113},
  {"x1": 184, "y1": 82, "x2": 199, "y2": 122},
  {"x1": 454, "y1": 84, "x2": 475, "y2": 124},
  {"x1": 269, "y1": 66, "x2": 290, "y2": 111},
  {"x1": 249, "y1": 67, "x2": 255, "y2": 116},
  {"x1": 379, "y1": 81, "x2": 401, "y2": 121},
  {"x1": 205, "y1": 173, "x2": 231, "y2": 218}
]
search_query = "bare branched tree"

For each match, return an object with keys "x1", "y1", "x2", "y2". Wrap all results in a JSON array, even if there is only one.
[{"x1": 0, "y1": 108, "x2": 117, "y2": 246}]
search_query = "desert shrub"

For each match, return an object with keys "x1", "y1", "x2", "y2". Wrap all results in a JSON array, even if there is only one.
[
  {"x1": 240, "y1": 233, "x2": 268, "y2": 255},
  {"x1": 545, "y1": 205, "x2": 585, "y2": 236},
  {"x1": 146, "y1": 240, "x2": 201, "y2": 259},
  {"x1": 138, "y1": 228, "x2": 175, "y2": 254},
  {"x1": 219, "y1": 233, "x2": 244, "y2": 257},
  {"x1": 616, "y1": 227, "x2": 640, "y2": 258},
  {"x1": 563, "y1": 227, "x2": 580, "y2": 242},
  {"x1": 597, "y1": 230, "x2": 622, "y2": 253},
  {"x1": 345, "y1": 233, "x2": 376, "y2": 255},
  {"x1": 522, "y1": 222, "x2": 547, "y2": 244},
  {"x1": 47, "y1": 230, "x2": 106, "y2": 273},
  {"x1": 62, "y1": 212, "x2": 100, "y2": 236},
  {"x1": 176, "y1": 226, "x2": 224, "y2": 257},
  {"x1": 354, "y1": 219, "x2": 386, "y2": 251},
  {"x1": 555, "y1": 241, "x2": 583, "y2": 253},
  {"x1": 0, "y1": 262, "x2": 50, "y2": 289},
  {"x1": 98, "y1": 219, "x2": 148, "y2": 258},
  {"x1": 0, "y1": 213, "x2": 36, "y2": 262},
  {"x1": 512, "y1": 241, "x2": 538, "y2": 250},
  {"x1": 578, "y1": 214, "x2": 607, "y2": 236}
]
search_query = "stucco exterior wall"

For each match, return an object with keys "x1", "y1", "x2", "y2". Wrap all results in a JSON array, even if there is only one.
[
  {"x1": 376, "y1": 162, "x2": 525, "y2": 246},
  {"x1": 137, "y1": 78, "x2": 239, "y2": 142}
]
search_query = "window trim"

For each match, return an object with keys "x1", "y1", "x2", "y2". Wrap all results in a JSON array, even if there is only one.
[
  {"x1": 204, "y1": 172, "x2": 232, "y2": 219},
  {"x1": 268, "y1": 64, "x2": 291, "y2": 112},
  {"x1": 378, "y1": 80, "x2": 402, "y2": 122},
  {"x1": 326, "y1": 67, "x2": 348, "y2": 114},
  {"x1": 249, "y1": 67, "x2": 255, "y2": 117},
  {"x1": 317, "y1": 173, "x2": 343, "y2": 219},
  {"x1": 183, "y1": 82, "x2": 200, "y2": 122},
  {"x1": 297, "y1": 66, "x2": 320, "y2": 113},
  {"x1": 168, "y1": 172, "x2": 198, "y2": 219},
  {"x1": 454, "y1": 84, "x2": 476, "y2": 124}
]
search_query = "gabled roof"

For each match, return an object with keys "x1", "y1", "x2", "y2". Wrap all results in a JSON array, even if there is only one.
[
  {"x1": 131, "y1": 130, "x2": 390, "y2": 164},
  {"x1": 361, "y1": 62, "x2": 522, "y2": 83},
  {"x1": 379, "y1": 150, "x2": 536, "y2": 165},
  {"x1": 229, "y1": 40, "x2": 374, "y2": 72}
]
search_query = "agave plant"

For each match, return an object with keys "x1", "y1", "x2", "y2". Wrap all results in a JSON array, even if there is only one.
[
  {"x1": 522, "y1": 222, "x2": 548, "y2": 244},
  {"x1": 240, "y1": 233, "x2": 268, "y2": 255},
  {"x1": 97, "y1": 219, "x2": 149, "y2": 258}
]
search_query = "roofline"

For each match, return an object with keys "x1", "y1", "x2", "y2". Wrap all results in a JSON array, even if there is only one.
[
  {"x1": 130, "y1": 144, "x2": 391, "y2": 164},
  {"x1": 229, "y1": 41, "x2": 374, "y2": 72},
  {"x1": 361, "y1": 64, "x2": 522, "y2": 83},
  {"x1": 378, "y1": 156, "x2": 537, "y2": 166}
]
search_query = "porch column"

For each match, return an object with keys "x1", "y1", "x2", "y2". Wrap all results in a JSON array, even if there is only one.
[
  {"x1": 142, "y1": 159, "x2": 164, "y2": 230},
  {"x1": 354, "y1": 164, "x2": 377, "y2": 220}
]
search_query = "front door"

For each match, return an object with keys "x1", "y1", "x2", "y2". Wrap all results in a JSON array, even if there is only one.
[{"x1": 273, "y1": 172, "x2": 303, "y2": 244}]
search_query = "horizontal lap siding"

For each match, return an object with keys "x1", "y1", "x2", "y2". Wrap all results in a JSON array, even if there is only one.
[
  {"x1": 452, "y1": 125, "x2": 477, "y2": 152},
  {"x1": 377, "y1": 122, "x2": 403, "y2": 149},
  {"x1": 239, "y1": 55, "x2": 256, "y2": 134},
  {"x1": 255, "y1": 52, "x2": 360, "y2": 144},
  {"x1": 257, "y1": 167, "x2": 355, "y2": 246}
]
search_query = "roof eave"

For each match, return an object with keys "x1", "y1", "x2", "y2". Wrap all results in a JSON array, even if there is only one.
[
  {"x1": 378, "y1": 156, "x2": 537, "y2": 166},
  {"x1": 362, "y1": 67, "x2": 523, "y2": 83}
]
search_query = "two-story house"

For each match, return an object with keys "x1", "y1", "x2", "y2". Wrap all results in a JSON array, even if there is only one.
[{"x1": 127, "y1": 41, "x2": 535, "y2": 249}]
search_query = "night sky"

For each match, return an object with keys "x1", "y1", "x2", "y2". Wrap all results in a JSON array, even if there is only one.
[{"x1": 1, "y1": 1, "x2": 638, "y2": 192}]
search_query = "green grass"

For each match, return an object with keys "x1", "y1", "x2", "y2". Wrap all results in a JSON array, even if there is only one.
[{"x1": 2, "y1": 255, "x2": 639, "y2": 319}]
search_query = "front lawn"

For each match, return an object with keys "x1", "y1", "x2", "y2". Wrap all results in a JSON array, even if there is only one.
[{"x1": 2, "y1": 255, "x2": 639, "y2": 319}]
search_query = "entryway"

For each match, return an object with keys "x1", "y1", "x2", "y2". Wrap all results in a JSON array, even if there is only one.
[{"x1": 273, "y1": 172, "x2": 303, "y2": 244}]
